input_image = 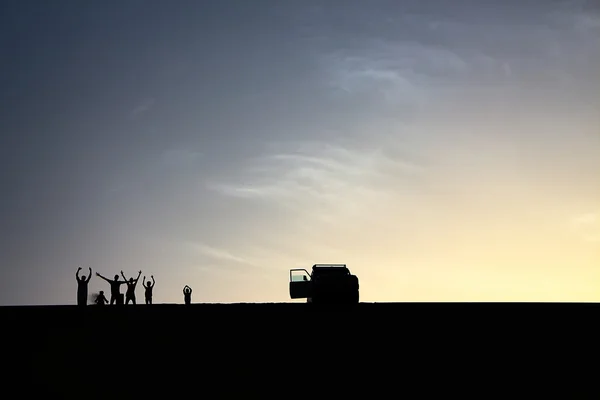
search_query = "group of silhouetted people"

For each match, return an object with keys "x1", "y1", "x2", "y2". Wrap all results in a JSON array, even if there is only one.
[{"x1": 76, "y1": 267, "x2": 192, "y2": 306}]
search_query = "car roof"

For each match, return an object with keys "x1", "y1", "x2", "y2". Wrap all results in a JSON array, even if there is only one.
[
  {"x1": 312, "y1": 264, "x2": 346, "y2": 268},
  {"x1": 312, "y1": 264, "x2": 349, "y2": 273}
]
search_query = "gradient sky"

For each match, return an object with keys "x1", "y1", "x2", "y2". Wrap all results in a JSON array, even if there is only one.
[{"x1": 1, "y1": 0, "x2": 598, "y2": 305}]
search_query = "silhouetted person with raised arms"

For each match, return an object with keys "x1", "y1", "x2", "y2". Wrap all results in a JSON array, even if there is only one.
[
  {"x1": 96, "y1": 272, "x2": 128, "y2": 305},
  {"x1": 143, "y1": 275, "x2": 155, "y2": 305},
  {"x1": 76, "y1": 266, "x2": 92, "y2": 306},
  {"x1": 183, "y1": 285, "x2": 192, "y2": 305},
  {"x1": 95, "y1": 291, "x2": 108, "y2": 305},
  {"x1": 121, "y1": 270, "x2": 142, "y2": 305}
]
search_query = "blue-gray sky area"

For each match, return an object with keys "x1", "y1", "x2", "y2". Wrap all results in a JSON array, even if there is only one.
[{"x1": 1, "y1": 0, "x2": 598, "y2": 305}]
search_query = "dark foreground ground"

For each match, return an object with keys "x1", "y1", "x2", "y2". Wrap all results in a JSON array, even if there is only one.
[{"x1": 2, "y1": 302, "x2": 597, "y2": 398}]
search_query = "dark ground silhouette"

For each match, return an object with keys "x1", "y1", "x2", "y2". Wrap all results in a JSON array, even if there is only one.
[{"x1": 0, "y1": 303, "x2": 593, "y2": 398}]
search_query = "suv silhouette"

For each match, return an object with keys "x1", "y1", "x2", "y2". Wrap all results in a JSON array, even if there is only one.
[{"x1": 289, "y1": 264, "x2": 359, "y2": 304}]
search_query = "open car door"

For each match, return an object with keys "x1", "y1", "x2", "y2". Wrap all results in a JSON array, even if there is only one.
[{"x1": 289, "y1": 269, "x2": 312, "y2": 299}]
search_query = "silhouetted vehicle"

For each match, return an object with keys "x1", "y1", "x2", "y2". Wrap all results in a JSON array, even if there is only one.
[{"x1": 289, "y1": 264, "x2": 359, "y2": 304}]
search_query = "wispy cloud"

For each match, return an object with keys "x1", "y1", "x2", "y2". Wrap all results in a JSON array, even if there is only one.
[
  {"x1": 130, "y1": 97, "x2": 155, "y2": 119},
  {"x1": 314, "y1": 1, "x2": 600, "y2": 103},
  {"x1": 206, "y1": 137, "x2": 427, "y2": 227},
  {"x1": 570, "y1": 212, "x2": 600, "y2": 242},
  {"x1": 321, "y1": 38, "x2": 518, "y2": 96},
  {"x1": 160, "y1": 149, "x2": 203, "y2": 168},
  {"x1": 182, "y1": 241, "x2": 285, "y2": 273},
  {"x1": 572, "y1": 213, "x2": 598, "y2": 225},
  {"x1": 187, "y1": 242, "x2": 255, "y2": 265}
]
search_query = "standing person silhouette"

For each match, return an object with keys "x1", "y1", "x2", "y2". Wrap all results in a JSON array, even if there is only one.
[
  {"x1": 183, "y1": 285, "x2": 192, "y2": 305},
  {"x1": 121, "y1": 270, "x2": 142, "y2": 305},
  {"x1": 96, "y1": 272, "x2": 128, "y2": 305},
  {"x1": 142, "y1": 275, "x2": 155, "y2": 305},
  {"x1": 76, "y1": 267, "x2": 92, "y2": 306}
]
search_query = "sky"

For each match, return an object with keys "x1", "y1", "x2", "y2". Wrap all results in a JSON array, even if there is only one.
[{"x1": 0, "y1": 0, "x2": 598, "y2": 305}]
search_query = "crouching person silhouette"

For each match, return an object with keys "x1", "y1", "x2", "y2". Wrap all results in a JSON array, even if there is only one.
[
  {"x1": 183, "y1": 285, "x2": 192, "y2": 305},
  {"x1": 143, "y1": 275, "x2": 155, "y2": 305},
  {"x1": 96, "y1": 272, "x2": 128, "y2": 305},
  {"x1": 95, "y1": 291, "x2": 109, "y2": 305},
  {"x1": 76, "y1": 266, "x2": 92, "y2": 306}
]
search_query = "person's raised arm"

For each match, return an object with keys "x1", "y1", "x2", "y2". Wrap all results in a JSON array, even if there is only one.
[
  {"x1": 142, "y1": 276, "x2": 147, "y2": 288},
  {"x1": 87, "y1": 267, "x2": 92, "y2": 282},
  {"x1": 96, "y1": 272, "x2": 109, "y2": 282},
  {"x1": 121, "y1": 270, "x2": 127, "y2": 281},
  {"x1": 76, "y1": 267, "x2": 81, "y2": 281},
  {"x1": 135, "y1": 270, "x2": 142, "y2": 283},
  {"x1": 151, "y1": 275, "x2": 155, "y2": 287}
]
